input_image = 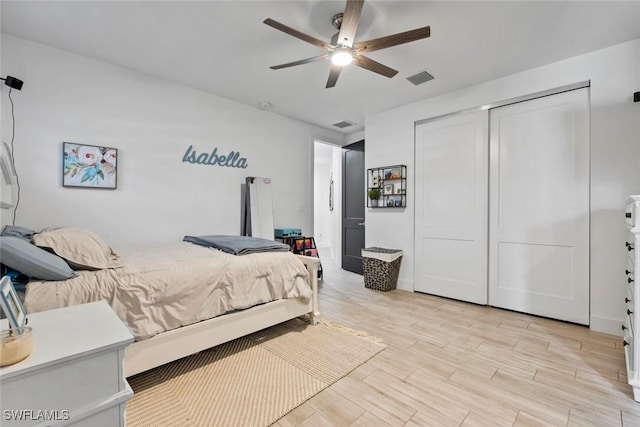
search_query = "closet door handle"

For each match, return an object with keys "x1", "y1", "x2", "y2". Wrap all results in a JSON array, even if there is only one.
[
  {"x1": 626, "y1": 298, "x2": 631, "y2": 303},
  {"x1": 630, "y1": 277, "x2": 635, "y2": 283},
  {"x1": 624, "y1": 340, "x2": 630, "y2": 346},
  {"x1": 627, "y1": 270, "x2": 633, "y2": 275},
  {"x1": 628, "y1": 309, "x2": 634, "y2": 315},
  {"x1": 623, "y1": 324, "x2": 628, "y2": 331},
  {"x1": 627, "y1": 242, "x2": 634, "y2": 251},
  {"x1": 627, "y1": 212, "x2": 633, "y2": 218}
]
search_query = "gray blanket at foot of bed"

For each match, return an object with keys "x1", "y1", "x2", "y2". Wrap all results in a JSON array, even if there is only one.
[{"x1": 183, "y1": 235, "x2": 290, "y2": 255}]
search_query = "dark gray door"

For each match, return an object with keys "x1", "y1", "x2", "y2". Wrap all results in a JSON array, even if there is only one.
[{"x1": 342, "y1": 140, "x2": 365, "y2": 274}]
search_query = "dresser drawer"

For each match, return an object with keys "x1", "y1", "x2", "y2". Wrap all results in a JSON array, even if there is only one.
[
  {"x1": 628, "y1": 309, "x2": 635, "y2": 337},
  {"x1": 624, "y1": 197, "x2": 640, "y2": 401},
  {"x1": 625, "y1": 309, "x2": 634, "y2": 357},
  {"x1": 628, "y1": 237, "x2": 635, "y2": 264},
  {"x1": 627, "y1": 239, "x2": 636, "y2": 259},
  {"x1": 1, "y1": 349, "x2": 124, "y2": 417},
  {"x1": 625, "y1": 331, "x2": 635, "y2": 379},
  {"x1": 626, "y1": 203, "x2": 636, "y2": 228}
]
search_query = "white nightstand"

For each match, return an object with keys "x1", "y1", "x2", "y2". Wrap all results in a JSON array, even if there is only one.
[{"x1": 0, "y1": 301, "x2": 134, "y2": 426}]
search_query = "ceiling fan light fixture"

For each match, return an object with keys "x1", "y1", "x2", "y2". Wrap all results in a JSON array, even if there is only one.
[
  {"x1": 264, "y1": 0, "x2": 432, "y2": 88},
  {"x1": 331, "y1": 48, "x2": 353, "y2": 66}
]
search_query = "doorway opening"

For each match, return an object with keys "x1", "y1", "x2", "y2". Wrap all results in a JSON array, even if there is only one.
[{"x1": 313, "y1": 140, "x2": 343, "y2": 268}]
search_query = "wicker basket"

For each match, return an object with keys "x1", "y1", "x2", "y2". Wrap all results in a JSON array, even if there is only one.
[{"x1": 362, "y1": 247, "x2": 403, "y2": 292}]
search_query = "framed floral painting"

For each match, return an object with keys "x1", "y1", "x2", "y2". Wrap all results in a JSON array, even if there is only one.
[{"x1": 63, "y1": 142, "x2": 117, "y2": 189}]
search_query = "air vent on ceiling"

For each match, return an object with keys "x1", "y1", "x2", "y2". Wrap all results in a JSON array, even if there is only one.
[
  {"x1": 332, "y1": 120, "x2": 356, "y2": 129},
  {"x1": 407, "y1": 69, "x2": 434, "y2": 86}
]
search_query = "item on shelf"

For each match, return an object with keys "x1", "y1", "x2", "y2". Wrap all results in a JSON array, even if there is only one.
[
  {"x1": 274, "y1": 228, "x2": 302, "y2": 238},
  {"x1": 276, "y1": 236, "x2": 323, "y2": 279},
  {"x1": 0, "y1": 276, "x2": 27, "y2": 332},
  {"x1": 368, "y1": 188, "x2": 381, "y2": 207},
  {"x1": 0, "y1": 327, "x2": 32, "y2": 366}
]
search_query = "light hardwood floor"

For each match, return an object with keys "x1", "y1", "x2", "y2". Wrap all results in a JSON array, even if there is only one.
[{"x1": 274, "y1": 252, "x2": 640, "y2": 427}]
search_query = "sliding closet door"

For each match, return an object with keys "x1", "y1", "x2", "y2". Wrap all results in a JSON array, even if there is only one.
[
  {"x1": 488, "y1": 88, "x2": 590, "y2": 324},
  {"x1": 415, "y1": 111, "x2": 488, "y2": 304}
]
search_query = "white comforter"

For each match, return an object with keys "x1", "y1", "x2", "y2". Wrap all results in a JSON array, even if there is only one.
[{"x1": 24, "y1": 242, "x2": 311, "y2": 340}]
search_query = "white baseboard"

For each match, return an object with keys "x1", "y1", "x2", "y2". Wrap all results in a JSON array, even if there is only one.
[
  {"x1": 392, "y1": 281, "x2": 621, "y2": 337},
  {"x1": 396, "y1": 279, "x2": 413, "y2": 292},
  {"x1": 590, "y1": 315, "x2": 624, "y2": 336}
]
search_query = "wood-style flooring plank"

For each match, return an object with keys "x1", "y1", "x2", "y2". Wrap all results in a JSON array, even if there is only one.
[
  {"x1": 277, "y1": 403, "x2": 316, "y2": 427},
  {"x1": 300, "y1": 412, "x2": 336, "y2": 427},
  {"x1": 348, "y1": 411, "x2": 392, "y2": 427},
  {"x1": 306, "y1": 388, "x2": 365, "y2": 426},
  {"x1": 274, "y1": 250, "x2": 640, "y2": 427},
  {"x1": 362, "y1": 369, "x2": 468, "y2": 426},
  {"x1": 330, "y1": 376, "x2": 417, "y2": 426}
]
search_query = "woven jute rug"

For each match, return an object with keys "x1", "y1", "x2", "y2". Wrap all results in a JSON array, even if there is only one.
[{"x1": 125, "y1": 318, "x2": 385, "y2": 427}]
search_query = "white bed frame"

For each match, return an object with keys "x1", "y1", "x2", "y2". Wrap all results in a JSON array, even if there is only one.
[{"x1": 124, "y1": 255, "x2": 321, "y2": 377}]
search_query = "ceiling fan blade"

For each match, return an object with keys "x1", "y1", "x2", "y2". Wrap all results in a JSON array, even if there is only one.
[
  {"x1": 270, "y1": 54, "x2": 330, "y2": 70},
  {"x1": 353, "y1": 26, "x2": 431, "y2": 54},
  {"x1": 264, "y1": 18, "x2": 333, "y2": 50},
  {"x1": 326, "y1": 65, "x2": 342, "y2": 88},
  {"x1": 354, "y1": 55, "x2": 398, "y2": 78},
  {"x1": 337, "y1": 0, "x2": 364, "y2": 48}
]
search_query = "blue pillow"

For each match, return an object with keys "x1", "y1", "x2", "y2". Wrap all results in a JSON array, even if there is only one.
[
  {"x1": 1, "y1": 225, "x2": 36, "y2": 241},
  {"x1": 0, "y1": 236, "x2": 76, "y2": 281}
]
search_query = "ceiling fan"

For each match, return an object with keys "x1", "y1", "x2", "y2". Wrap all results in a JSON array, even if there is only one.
[{"x1": 263, "y1": 0, "x2": 431, "y2": 88}]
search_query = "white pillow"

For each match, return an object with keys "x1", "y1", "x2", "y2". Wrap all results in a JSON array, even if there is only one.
[{"x1": 33, "y1": 228, "x2": 122, "y2": 270}]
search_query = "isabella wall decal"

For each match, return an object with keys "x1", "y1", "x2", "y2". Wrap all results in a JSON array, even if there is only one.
[{"x1": 182, "y1": 145, "x2": 248, "y2": 169}]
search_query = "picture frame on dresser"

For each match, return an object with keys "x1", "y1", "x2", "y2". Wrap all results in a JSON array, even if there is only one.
[{"x1": 0, "y1": 276, "x2": 26, "y2": 332}]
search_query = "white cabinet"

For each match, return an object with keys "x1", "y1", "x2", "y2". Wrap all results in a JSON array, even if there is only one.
[
  {"x1": 625, "y1": 195, "x2": 640, "y2": 401},
  {"x1": 0, "y1": 301, "x2": 134, "y2": 426}
]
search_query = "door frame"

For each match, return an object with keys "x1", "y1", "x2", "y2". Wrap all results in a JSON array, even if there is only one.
[
  {"x1": 342, "y1": 140, "x2": 365, "y2": 274},
  {"x1": 312, "y1": 140, "x2": 343, "y2": 267}
]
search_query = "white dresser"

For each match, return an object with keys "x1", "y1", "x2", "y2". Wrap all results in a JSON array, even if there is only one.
[
  {"x1": 0, "y1": 301, "x2": 134, "y2": 426},
  {"x1": 625, "y1": 195, "x2": 640, "y2": 401}
]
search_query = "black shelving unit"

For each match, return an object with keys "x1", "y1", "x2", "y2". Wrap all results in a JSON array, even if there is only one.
[{"x1": 367, "y1": 165, "x2": 407, "y2": 208}]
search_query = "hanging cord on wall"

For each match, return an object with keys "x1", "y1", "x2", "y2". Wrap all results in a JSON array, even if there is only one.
[
  {"x1": 7, "y1": 87, "x2": 21, "y2": 226},
  {"x1": 1, "y1": 75, "x2": 23, "y2": 226}
]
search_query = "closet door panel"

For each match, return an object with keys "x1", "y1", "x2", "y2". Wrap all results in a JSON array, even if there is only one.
[
  {"x1": 497, "y1": 242, "x2": 574, "y2": 298},
  {"x1": 488, "y1": 88, "x2": 590, "y2": 324},
  {"x1": 415, "y1": 111, "x2": 488, "y2": 304}
]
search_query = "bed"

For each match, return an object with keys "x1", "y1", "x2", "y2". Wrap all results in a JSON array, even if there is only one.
[{"x1": 2, "y1": 227, "x2": 320, "y2": 377}]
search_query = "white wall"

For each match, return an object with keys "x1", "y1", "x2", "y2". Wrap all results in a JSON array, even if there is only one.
[
  {"x1": 0, "y1": 34, "x2": 344, "y2": 249},
  {"x1": 365, "y1": 38, "x2": 640, "y2": 335},
  {"x1": 345, "y1": 130, "x2": 364, "y2": 145}
]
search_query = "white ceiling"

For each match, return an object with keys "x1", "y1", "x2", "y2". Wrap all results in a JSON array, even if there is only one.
[{"x1": 2, "y1": 1, "x2": 640, "y2": 134}]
